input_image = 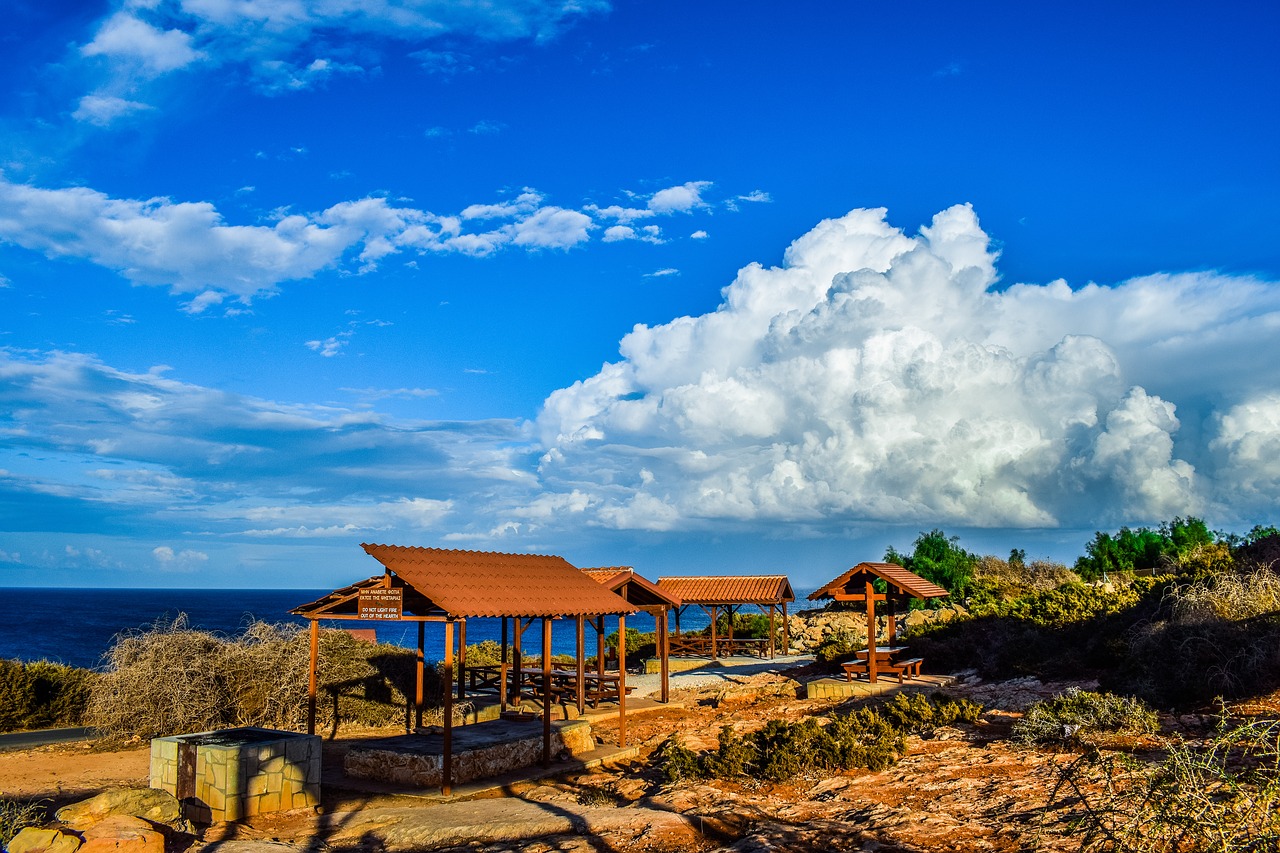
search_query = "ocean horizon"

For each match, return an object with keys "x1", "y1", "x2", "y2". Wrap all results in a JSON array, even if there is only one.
[{"x1": 0, "y1": 587, "x2": 811, "y2": 670}]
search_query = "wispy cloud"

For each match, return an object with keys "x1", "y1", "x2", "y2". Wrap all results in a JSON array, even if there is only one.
[
  {"x1": 0, "y1": 177, "x2": 758, "y2": 312},
  {"x1": 72, "y1": 0, "x2": 610, "y2": 116}
]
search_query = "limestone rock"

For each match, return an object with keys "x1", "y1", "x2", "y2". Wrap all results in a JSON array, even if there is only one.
[
  {"x1": 77, "y1": 816, "x2": 165, "y2": 853},
  {"x1": 7, "y1": 827, "x2": 83, "y2": 853},
  {"x1": 55, "y1": 788, "x2": 183, "y2": 831}
]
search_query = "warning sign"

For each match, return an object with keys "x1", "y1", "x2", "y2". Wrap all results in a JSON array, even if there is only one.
[{"x1": 358, "y1": 588, "x2": 403, "y2": 620}]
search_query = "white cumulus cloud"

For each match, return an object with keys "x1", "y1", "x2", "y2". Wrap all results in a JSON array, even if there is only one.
[{"x1": 534, "y1": 204, "x2": 1280, "y2": 532}]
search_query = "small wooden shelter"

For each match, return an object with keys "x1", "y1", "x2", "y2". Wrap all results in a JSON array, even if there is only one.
[
  {"x1": 291, "y1": 544, "x2": 635, "y2": 794},
  {"x1": 807, "y1": 561, "x2": 949, "y2": 681},
  {"x1": 581, "y1": 567, "x2": 682, "y2": 702},
  {"x1": 656, "y1": 575, "x2": 795, "y2": 658}
]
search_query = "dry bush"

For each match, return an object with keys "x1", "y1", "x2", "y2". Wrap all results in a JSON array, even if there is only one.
[
  {"x1": 1042, "y1": 716, "x2": 1280, "y2": 852},
  {"x1": 973, "y1": 556, "x2": 1080, "y2": 599},
  {"x1": 86, "y1": 615, "x2": 424, "y2": 740},
  {"x1": 1169, "y1": 564, "x2": 1280, "y2": 625}
]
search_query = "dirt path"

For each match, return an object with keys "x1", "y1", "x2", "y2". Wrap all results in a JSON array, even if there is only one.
[{"x1": 0, "y1": 672, "x2": 1109, "y2": 852}]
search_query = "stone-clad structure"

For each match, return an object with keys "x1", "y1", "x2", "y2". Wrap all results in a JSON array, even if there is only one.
[{"x1": 150, "y1": 727, "x2": 320, "y2": 822}]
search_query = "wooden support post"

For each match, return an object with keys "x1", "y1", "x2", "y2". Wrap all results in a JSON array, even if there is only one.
[
  {"x1": 415, "y1": 621, "x2": 425, "y2": 730},
  {"x1": 513, "y1": 617, "x2": 524, "y2": 706},
  {"x1": 500, "y1": 616, "x2": 509, "y2": 713},
  {"x1": 709, "y1": 605, "x2": 718, "y2": 660},
  {"x1": 575, "y1": 615, "x2": 585, "y2": 716},
  {"x1": 617, "y1": 613, "x2": 626, "y2": 748},
  {"x1": 457, "y1": 619, "x2": 467, "y2": 700},
  {"x1": 542, "y1": 617, "x2": 553, "y2": 767},
  {"x1": 865, "y1": 580, "x2": 878, "y2": 684},
  {"x1": 307, "y1": 619, "x2": 318, "y2": 735},
  {"x1": 768, "y1": 605, "x2": 776, "y2": 659},
  {"x1": 443, "y1": 619, "x2": 454, "y2": 795},
  {"x1": 782, "y1": 601, "x2": 790, "y2": 655},
  {"x1": 596, "y1": 617, "x2": 605, "y2": 678},
  {"x1": 659, "y1": 608, "x2": 670, "y2": 703}
]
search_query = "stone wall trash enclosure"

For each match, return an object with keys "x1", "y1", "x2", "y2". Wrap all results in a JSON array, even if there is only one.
[{"x1": 150, "y1": 726, "x2": 320, "y2": 822}]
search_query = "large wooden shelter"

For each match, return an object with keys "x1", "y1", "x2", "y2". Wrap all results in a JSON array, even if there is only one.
[
  {"x1": 291, "y1": 544, "x2": 635, "y2": 794},
  {"x1": 807, "y1": 561, "x2": 949, "y2": 682},
  {"x1": 581, "y1": 567, "x2": 682, "y2": 702},
  {"x1": 656, "y1": 575, "x2": 795, "y2": 658}
]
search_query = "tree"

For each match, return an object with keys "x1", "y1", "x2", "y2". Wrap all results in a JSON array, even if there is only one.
[{"x1": 884, "y1": 529, "x2": 977, "y2": 598}]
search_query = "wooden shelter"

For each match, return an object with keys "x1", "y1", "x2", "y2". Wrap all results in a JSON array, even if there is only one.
[
  {"x1": 656, "y1": 575, "x2": 795, "y2": 658},
  {"x1": 807, "y1": 561, "x2": 949, "y2": 682},
  {"x1": 291, "y1": 544, "x2": 635, "y2": 795},
  {"x1": 581, "y1": 567, "x2": 682, "y2": 702}
]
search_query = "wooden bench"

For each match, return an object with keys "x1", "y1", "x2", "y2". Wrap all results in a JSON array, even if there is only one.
[
  {"x1": 841, "y1": 657, "x2": 923, "y2": 683},
  {"x1": 840, "y1": 661, "x2": 869, "y2": 681}
]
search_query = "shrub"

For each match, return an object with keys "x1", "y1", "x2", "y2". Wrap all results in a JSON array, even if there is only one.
[
  {"x1": 86, "y1": 616, "x2": 422, "y2": 740},
  {"x1": 655, "y1": 733, "x2": 701, "y2": 783},
  {"x1": 1043, "y1": 716, "x2": 1280, "y2": 851},
  {"x1": 814, "y1": 628, "x2": 858, "y2": 664},
  {"x1": 0, "y1": 659, "x2": 96, "y2": 733},
  {"x1": 880, "y1": 691, "x2": 982, "y2": 734},
  {"x1": 1011, "y1": 688, "x2": 1158, "y2": 745},
  {"x1": 0, "y1": 798, "x2": 47, "y2": 849},
  {"x1": 654, "y1": 695, "x2": 974, "y2": 783}
]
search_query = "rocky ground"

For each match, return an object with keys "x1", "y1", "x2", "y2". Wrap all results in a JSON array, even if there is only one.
[{"x1": 3, "y1": 665, "x2": 1156, "y2": 853}]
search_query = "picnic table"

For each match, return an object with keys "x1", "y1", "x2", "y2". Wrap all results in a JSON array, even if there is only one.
[
  {"x1": 840, "y1": 646, "x2": 923, "y2": 684},
  {"x1": 669, "y1": 635, "x2": 770, "y2": 658},
  {"x1": 504, "y1": 667, "x2": 634, "y2": 708}
]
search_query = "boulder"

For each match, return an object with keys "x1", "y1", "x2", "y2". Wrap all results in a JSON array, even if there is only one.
[
  {"x1": 6, "y1": 827, "x2": 83, "y2": 853},
  {"x1": 77, "y1": 816, "x2": 165, "y2": 853},
  {"x1": 55, "y1": 788, "x2": 183, "y2": 831}
]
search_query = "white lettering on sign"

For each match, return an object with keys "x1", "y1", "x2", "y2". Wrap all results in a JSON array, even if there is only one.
[{"x1": 358, "y1": 588, "x2": 404, "y2": 620}]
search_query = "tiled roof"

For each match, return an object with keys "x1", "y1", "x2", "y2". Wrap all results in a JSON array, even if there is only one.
[
  {"x1": 351, "y1": 544, "x2": 635, "y2": 618},
  {"x1": 808, "y1": 562, "x2": 950, "y2": 600},
  {"x1": 656, "y1": 575, "x2": 795, "y2": 606},
  {"x1": 581, "y1": 567, "x2": 682, "y2": 608}
]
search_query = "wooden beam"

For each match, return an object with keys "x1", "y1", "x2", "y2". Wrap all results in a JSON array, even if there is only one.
[
  {"x1": 415, "y1": 622, "x2": 425, "y2": 730},
  {"x1": 542, "y1": 616, "x2": 553, "y2": 767},
  {"x1": 442, "y1": 619, "x2": 454, "y2": 796},
  {"x1": 306, "y1": 619, "x2": 318, "y2": 736},
  {"x1": 618, "y1": 612, "x2": 627, "y2": 749}
]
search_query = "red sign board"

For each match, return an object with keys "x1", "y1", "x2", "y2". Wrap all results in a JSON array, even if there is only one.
[{"x1": 358, "y1": 588, "x2": 403, "y2": 620}]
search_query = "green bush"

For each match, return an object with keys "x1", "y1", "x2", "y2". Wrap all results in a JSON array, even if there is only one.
[
  {"x1": 880, "y1": 691, "x2": 982, "y2": 734},
  {"x1": 654, "y1": 695, "x2": 975, "y2": 783},
  {"x1": 813, "y1": 628, "x2": 858, "y2": 664},
  {"x1": 1012, "y1": 688, "x2": 1158, "y2": 745},
  {"x1": 0, "y1": 659, "x2": 96, "y2": 733}
]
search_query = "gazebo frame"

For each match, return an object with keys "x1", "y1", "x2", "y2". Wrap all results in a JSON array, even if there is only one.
[
  {"x1": 656, "y1": 575, "x2": 795, "y2": 659},
  {"x1": 807, "y1": 561, "x2": 949, "y2": 682},
  {"x1": 291, "y1": 544, "x2": 634, "y2": 795},
  {"x1": 581, "y1": 567, "x2": 682, "y2": 703}
]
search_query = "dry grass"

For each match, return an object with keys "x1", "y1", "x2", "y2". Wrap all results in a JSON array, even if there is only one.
[{"x1": 1169, "y1": 565, "x2": 1280, "y2": 625}]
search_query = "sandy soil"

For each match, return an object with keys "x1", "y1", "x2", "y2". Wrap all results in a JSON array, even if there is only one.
[{"x1": 0, "y1": 672, "x2": 1226, "y2": 852}]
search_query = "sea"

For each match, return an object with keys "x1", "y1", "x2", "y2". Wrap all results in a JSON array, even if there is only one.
[{"x1": 0, "y1": 587, "x2": 743, "y2": 670}]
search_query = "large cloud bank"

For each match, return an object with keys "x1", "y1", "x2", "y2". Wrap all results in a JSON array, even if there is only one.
[{"x1": 536, "y1": 205, "x2": 1280, "y2": 531}]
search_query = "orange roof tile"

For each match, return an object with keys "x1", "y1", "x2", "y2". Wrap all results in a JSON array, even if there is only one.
[
  {"x1": 656, "y1": 575, "x2": 795, "y2": 606},
  {"x1": 808, "y1": 561, "x2": 950, "y2": 600},
  {"x1": 581, "y1": 567, "x2": 682, "y2": 608},
  {"x1": 343, "y1": 544, "x2": 634, "y2": 618}
]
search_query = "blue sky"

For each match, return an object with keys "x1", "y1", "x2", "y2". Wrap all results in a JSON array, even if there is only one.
[{"x1": 2, "y1": 0, "x2": 1278, "y2": 589}]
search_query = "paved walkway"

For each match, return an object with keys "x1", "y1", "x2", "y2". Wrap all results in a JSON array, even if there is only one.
[{"x1": 627, "y1": 654, "x2": 814, "y2": 697}]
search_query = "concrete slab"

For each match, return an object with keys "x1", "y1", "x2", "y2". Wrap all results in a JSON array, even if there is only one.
[{"x1": 805, "y1": 673, "x2": 955, "y2": 700}]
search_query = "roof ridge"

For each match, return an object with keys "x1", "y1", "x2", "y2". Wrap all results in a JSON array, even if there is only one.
[{"x1": 361, "y1": 542, "x2": 568, "y2": 561}]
